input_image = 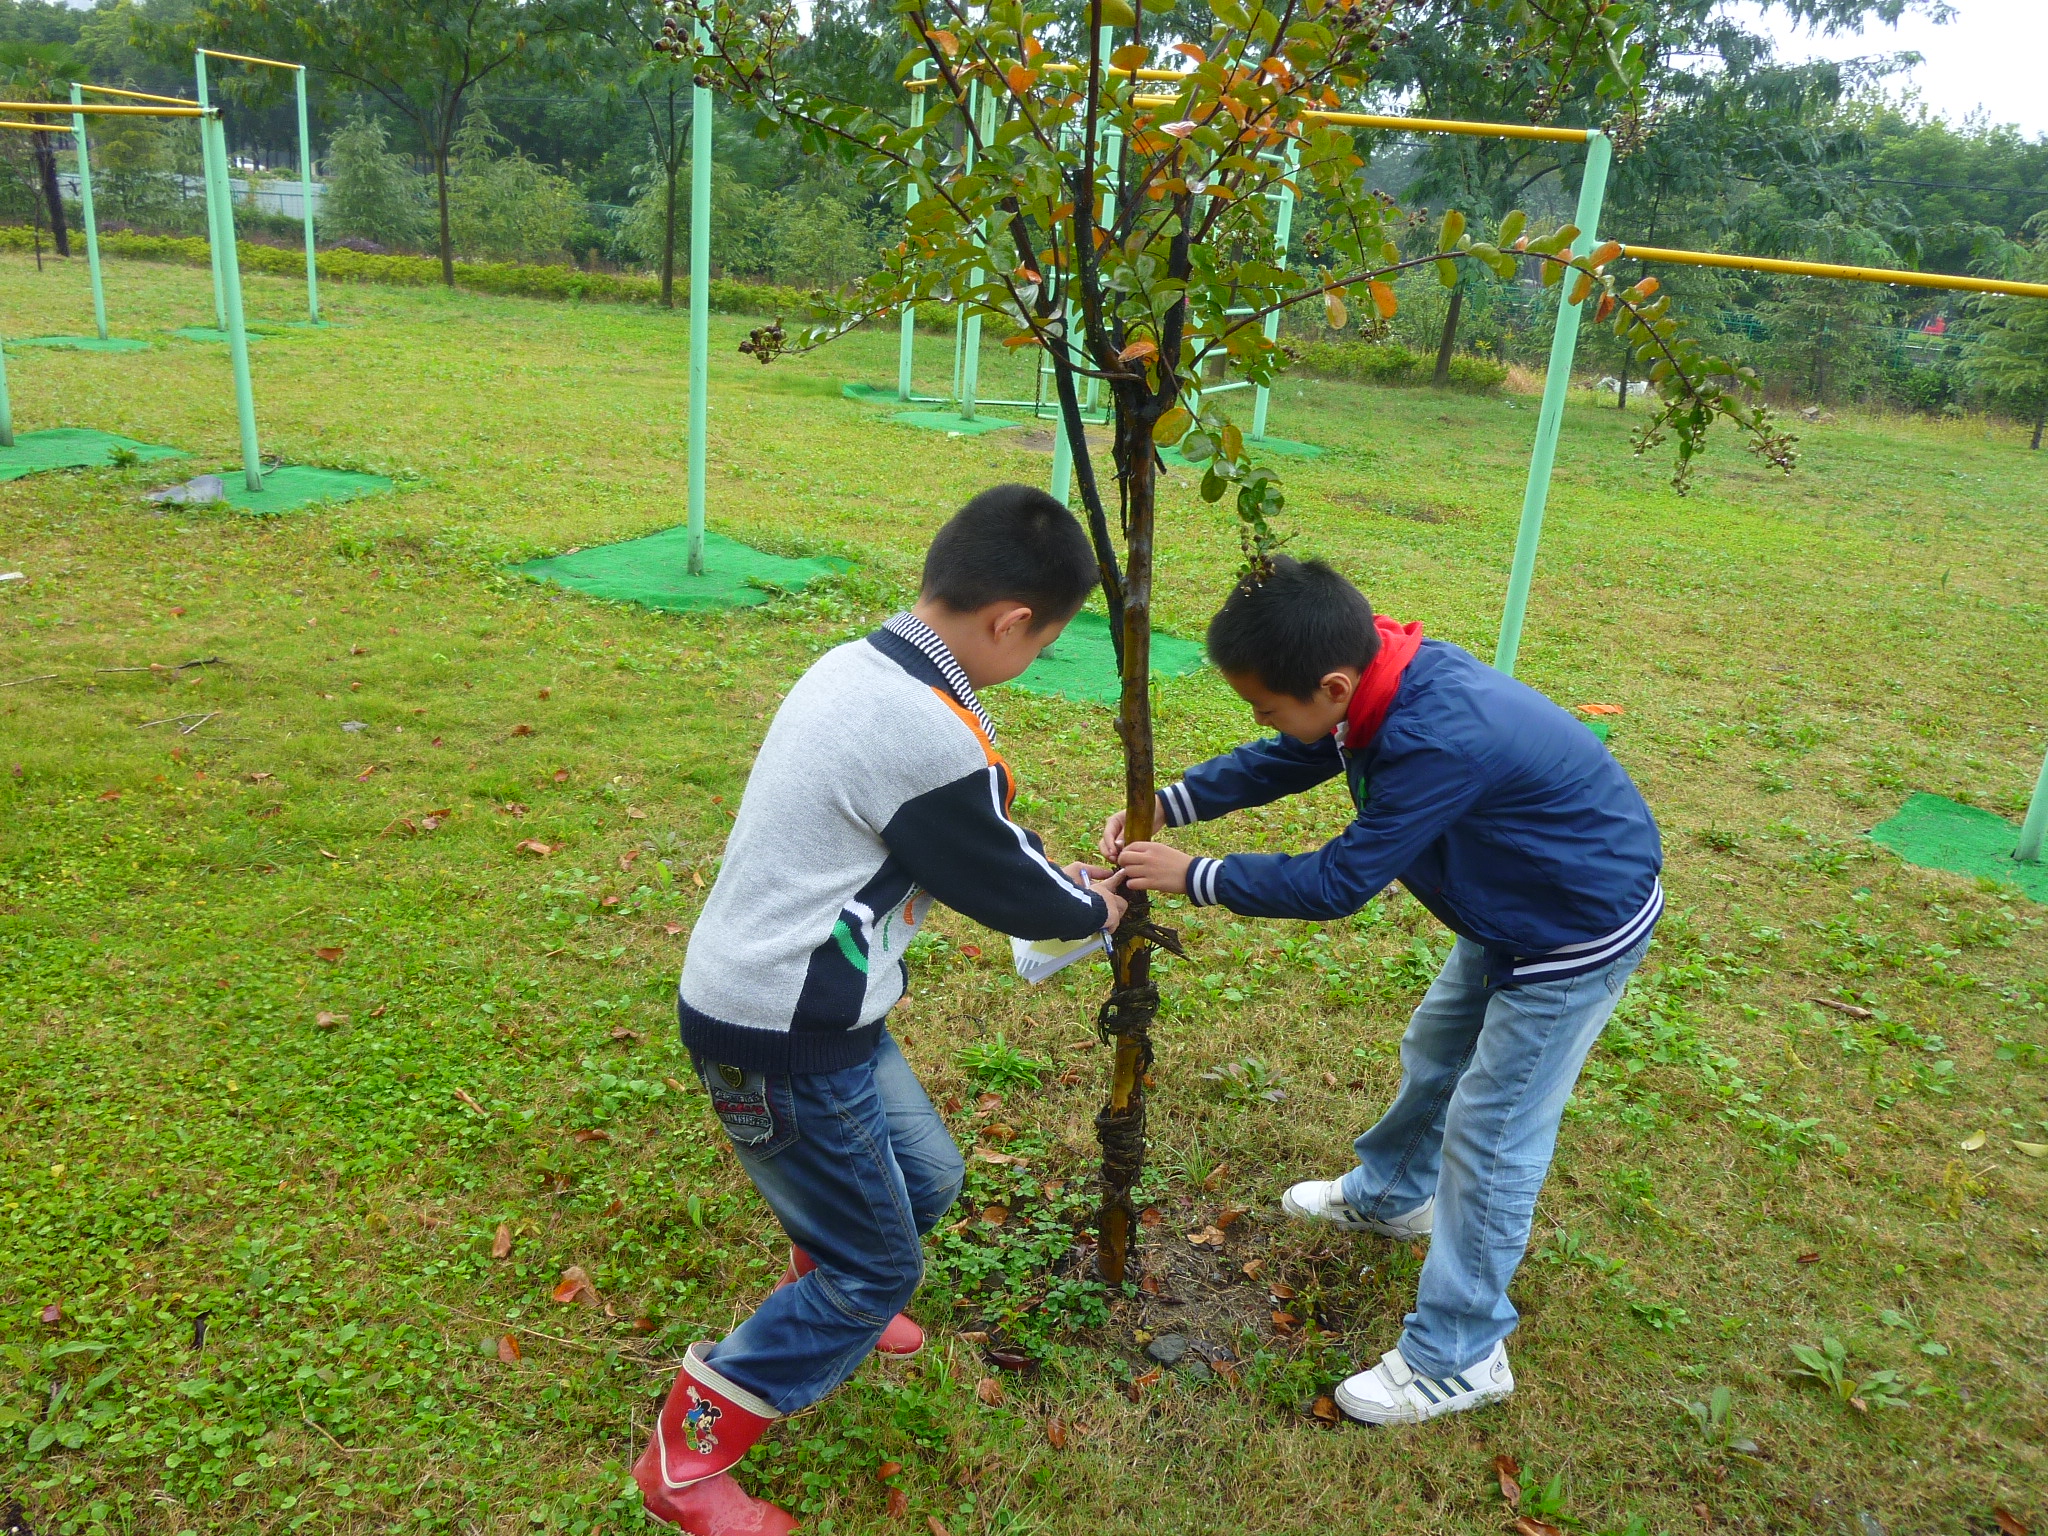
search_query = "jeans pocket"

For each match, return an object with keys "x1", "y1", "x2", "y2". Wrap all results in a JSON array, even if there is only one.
[{"x1": 698, "y1": 1060, "x2": 801, "y2": 1158}]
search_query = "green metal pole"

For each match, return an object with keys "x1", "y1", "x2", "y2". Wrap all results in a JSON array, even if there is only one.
[
  {"x1": 194, "y1": 52, "x2": 227, "y2": 332},
  {"x1": 0, "y1": 321, "x2": 14, "y2": 448},
  {"x1": 71, "y1": 85, "x2": 108, "y2": 342},
  {"x1": 2017, "y1": 747, "x2": 2048, "y2": 864},
  {"x1": 1251, "y1": 140, "x2": 1297, "y2": 442},
  {"x1": 685, "y1": 33, "x2": 712, "y2": 578},
  {"x1": 898, "y1": 63, "x2": 926, "y2": 403},
  {"x1": 958, "y1": 82, "x2": 988, "y2": 420},
  {"x1": 1492, "y1": 129, "x2": 1611, "y2": 677},
  {"x1": 203, "y1": 114, "x2": 263, "y2": 491},
  {"x1": 295, "y1": 66, "x2": 319, "y2": 325}
]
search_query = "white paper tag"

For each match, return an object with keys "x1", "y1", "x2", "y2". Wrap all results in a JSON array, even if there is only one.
[{"x1": 1010, "y1": 931, "x2": 1109, "y2": 985}]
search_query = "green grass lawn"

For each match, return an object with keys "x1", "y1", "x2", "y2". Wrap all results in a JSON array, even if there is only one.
[{"x1": 1, "y1": 249, "x2": 2044, "y2": 1536}]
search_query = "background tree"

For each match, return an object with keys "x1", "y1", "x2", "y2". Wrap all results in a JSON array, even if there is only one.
[
  {"x1": 322, "y1": 111, "x2": 433, "y2": 248},
  {"x1": 1963, "y1": 233, "x2": 2048, "y2": 447},
  {"x1": 666, "y1": 0, "x2": 1791, "y2": 1283},
  {"x1": 0, "y1": 40, "x2": 79, "y2": 254},
  {"x1": 187, "y1": 0, "x2": 583, "y2": 283}
]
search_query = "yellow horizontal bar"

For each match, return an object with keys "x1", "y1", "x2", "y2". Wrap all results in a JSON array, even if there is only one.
[
  {"x1": 0, "y1": 100, "x2": 209, "y2": 117},
  {"x1": 198, "y1": 47, "x2": 302, "y2": 72},
  {"x1": 906, "y1": 65, "x2": 1589, "y2": 140},
  {"x1": 1131, "y1": 94, "x2": 1589, "y2": 142},
  {"x1": 1618, "y1": 244, "x2": 2048, "y2": 300},
  {"x1": 75, "y1": 82, "x2": 198, "y2": 106},
  {"x1": 0, "y1": 119, "x2": 70, "y2": 133}
]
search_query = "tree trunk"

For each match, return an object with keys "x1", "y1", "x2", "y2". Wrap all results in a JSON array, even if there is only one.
[
  {"x1": 1616, "y1": 347, "x2": 1630, "y2": 410},
  {"x1": 435, "y1": 144, "x2": 455, "y2": 287},
  {"x1": 2033, "y1": 402, "x2": 2045, "y2": 451},
  {"x1": 1095, "y1": 403, "x2": 1158, "y2": 1288},
  {"x1": 661, "y1": 156, "x2": 679, "y2": 309},
  {"x1": 1432, "y1": 285, "x2": 1464, "y2": 387},
  {"x1": 33, "y1": 137, "x2": 69, "y2": 258}
]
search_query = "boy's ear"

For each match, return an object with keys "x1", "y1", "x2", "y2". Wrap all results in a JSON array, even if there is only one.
[
  {"x1": 1321, "y1": 669, "x2": 1361, "y2": 703},
  {"x1": 990, "y1": 603, "x2": 1037, "y2": 639}
]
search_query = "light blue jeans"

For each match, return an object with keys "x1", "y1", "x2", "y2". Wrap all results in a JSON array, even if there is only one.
[
  {"x1": 1339, "y1": 932, "x2": 1653, "y2": 1378},
  {"x1": 689, "y1": 1029, "x2": 964, "y2": 1414}
]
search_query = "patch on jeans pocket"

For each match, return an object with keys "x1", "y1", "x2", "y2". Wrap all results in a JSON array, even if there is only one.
[{"x1": 707, "y1": 1068, "x2": 777, "y2": 1146}]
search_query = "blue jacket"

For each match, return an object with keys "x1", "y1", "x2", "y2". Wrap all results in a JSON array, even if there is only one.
[{"x1": 1167, "y1": 639, "x2": 1662, "y2": 986}]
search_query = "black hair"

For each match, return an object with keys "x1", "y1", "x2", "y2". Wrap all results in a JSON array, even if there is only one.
[
  {"x1": 921, "y1": 483, "x2": 1099, "y2": 628},
  {"x1": 1205, "y1": 556, "x2": 1380, "y2": 699}
]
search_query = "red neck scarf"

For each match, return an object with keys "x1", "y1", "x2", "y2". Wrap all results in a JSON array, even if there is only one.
[{"x1": 1339, "y1": 616, "x2": 1425, "y2": 749}]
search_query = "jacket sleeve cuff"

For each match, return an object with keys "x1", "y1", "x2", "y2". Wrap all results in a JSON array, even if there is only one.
[
  {"x1": 1160, "y1": 781, "x2": 1199, "y2": 828},
  {"x1": 1185, "y1": 856, "x2": 1225, "y2": 907}
]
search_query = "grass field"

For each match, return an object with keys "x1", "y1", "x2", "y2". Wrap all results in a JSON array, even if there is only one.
[{"x1": 1, "y1": 248, "x2": 2044, "y2": 1536}]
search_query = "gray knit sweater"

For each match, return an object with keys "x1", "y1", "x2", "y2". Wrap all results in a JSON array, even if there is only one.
[{"x1": 677, "y1": 613, "x2": 1110, "y2": 1073}]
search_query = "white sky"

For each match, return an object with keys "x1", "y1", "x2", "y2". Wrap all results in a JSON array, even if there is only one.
[{"x1": 1727, "y1": 0, "x2": 2048, "y2": 137}]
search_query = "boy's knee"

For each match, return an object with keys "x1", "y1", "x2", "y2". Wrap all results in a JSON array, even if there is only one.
[{"x1": 907, "y1": 1145, "x2": 966, "y2": 1231}]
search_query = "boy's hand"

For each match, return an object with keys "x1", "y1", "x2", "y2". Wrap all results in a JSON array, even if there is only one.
[
  {"x1": 1118, "y1": 840, "x2": 1193, "y2": 895},
  {"x1": 1098, "y1": 794, "x2": 1169, "y2": 860},
  {"x1": 1062, "y1": 862, "x2": 1130, "y2": 931}
]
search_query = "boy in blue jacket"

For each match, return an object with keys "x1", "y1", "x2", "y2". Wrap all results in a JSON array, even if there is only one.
[{"x1": 1108, "y1": 556, "x2": 1661, "y2": 1425}]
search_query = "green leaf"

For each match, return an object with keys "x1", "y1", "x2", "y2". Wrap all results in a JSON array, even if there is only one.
[
  {"x1": 1497, "y1": 210, "x2": 1526, "y2": 246},
  {"x1": 1437, "y1": 208, "x2": 1465, "y2": 248},
  {"x1": 1200, "y1": 465, "x2": 1229, "y2": 502},
  {"x1": 1097, "y1": 0, "x2": 1139, "y2": 26},
  {"x1": 1436, "y1": 257, "x2": 1459, "y2": 288}
]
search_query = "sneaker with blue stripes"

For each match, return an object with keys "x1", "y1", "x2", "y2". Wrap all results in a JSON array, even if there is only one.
[{"x1": 1333, "y1": 1341, "x2": 1513, "y2": 1424}]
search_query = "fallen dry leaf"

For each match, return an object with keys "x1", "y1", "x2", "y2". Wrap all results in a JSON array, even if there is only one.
[
  {"x1": 957, "y1": 1330, "x2": 990, "y2": 1344},
  {"x1": 1961, "y1": 1130, "x2": 1988, "y2": 1152},
  {"x1": 1217, "y1": 1207, "x2": 1245, "y2": 1230},
  {"x1": 314, "y1": 1011, "x2": 342, "y2": 1030},
  {"x1": 1324, "y1": 1071, "x2": 1339, "y2": 1088},
  {"x1": 600, "y1": 894, "x2": 621, "y2": 908},
  {"x1": 1267, "y1": 1280, "x2": 1298, "y2": 1301},
  {"x1": 1202, "y1": 1162, "x2": 1231, "y2": 1191},
  {"x1": 1139, "y1": 1275, "x2": 1163, "y2": 1296},
  {"x1": 980, "y1": 1204, "x2": 1009, "y2": 1226},
  {"x1": 1138, "y1": 1207, "x2": 1162, "y2": 1228},
  {"x1": 538, "y1": 688, "x2": 551, "y2": 699},
  {"x1": 419, "y1": 808, "x2": 452, "y2": 831},
  {"x1": 619, "y1": 849, "x2": 641, "y2": 870},
  {"x1": 975, "y1": 1376, "x2": 1003, "y2": 1406},
  {"x1": 690, "y1": 869, "x2": 704, "y2": 888},
  {"x1": 1310, "y1": 1395, "x2": 1340, "y2": 1425},
  {"x1": 987, "y1": 1348, "x2": 1032, "y2": 1372},
  {"x1": 960, "y1": 943, "x2": 983, "y2": 960},
  {"x1": 353, "y1": 764, "x2": 377, "y2": 782},
  {"x1": 1796, "y1": 1252, "x2": 1820, "y2": 1265},
  {"x1": 497, "y1": 1333, "x2": 521, "y2": 1364},
  {"x1": 453, "y1": 1087, "x2": 488, "y2": 1116},
  {"x1": 1494, "y1": 1453, "x2": 1522, "y2": 1505},
  {"x1": 1993, "y1": 1509, "x2": 2029, "y2": 1536},
  {"x1": 609, "y1": 1026, "x2": 640, "y2": 1042},
  {"x1": 1812, "y1": 997, "x2": 1874, "y2": 1020},
  {"x1": 1513, "y1": 1519, "x2": 1567, "y2": 1536},
  {"x1": 244, "y1": 772, "x2": 274, "y2": 784},
  {"x1": 552, "y1": 768, "x2": 570, "y2": 783},
  {"x1": 510, "y1": 724, "x2": 534, "y2": 737},
  {"x1": 1186, "y1": 1226, "x2": 1226, "y2": 1246},
  {"x1": 515, "y1": 839, "x2": 558, "y2": 857},
  {"x1": 975, "y1": 1092, "x2": 1004, "y2": 1114},
  {"x1": 573, "y1": 1128, "x2": 612, "y2": 1144},
  {"x1": 1133, "y1": 1367, "x2": 1163, "y2": 1390},
  {"x1": 313, "y1": 946, "x2": 344, "y2": 963},
  {"x1": 2015, "y1": 1141, "x2": 2048, "y2": 1158},
  {"x1": 887, "y1": 1486, "x2": 909, "y2": 1519},
  {"x1": 980, "y1": 1123, "x2": 1016, "y2": 1142},
  {"x1": 876, "y1": 1461, "x2": 903, "y2": 1482},
  {"x1": 1046, "y1": 1418, "x2": 1068, "y2": 1449},
  {"x1": 1575, "y1": 703, "x2": 1624, "y2": 716},
  {"x1": 97, "y1": 789, "x2": 120, "y2": 801},
  {"x1": 970, "y1": 1147, "x2": 1021, "y2": 1166},
  {"x1": 1270, "y1": 1311, "x2": 1299, "y2": 1334},
  {"x1": 665, "y1": 921, "x2": 684, "y2": 935},
  {"x1": 665, "y1": 1077, "x2": 690, "y2": 1094},
  {"x1": 40, "y1": 1303, "x2": 61, "y2": 1325},
  {"x1": 369, "y1": 1003, "x2": 386, "y2": 1018},
  {"x1": 1241, "y1": 1259, "x2": 1265, "y2": 1280},
  {"x1": 498, "y1": 802, "x2": 529, "y2": 816},
  {"x1": 927, "y1": 1519, "x2": 952, "y2": 1536},
  {"x1": 627, "y1": 806, "x2": 647, "y2": 820},
  {"x1": 552, "y1": 1265, "x2": 599, "y2": 1306},
  {"x1": 492, "y1": 1223, "x2": 513, "y2": 1260}
]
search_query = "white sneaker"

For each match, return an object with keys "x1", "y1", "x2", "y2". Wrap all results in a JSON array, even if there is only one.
[
  {"x1": 1334, "y1": 1341, "x2": 1514, "y2": 1425},
  {"x1": 1280, "y1": 1180, "x2": 1434, "y2": 1240}
]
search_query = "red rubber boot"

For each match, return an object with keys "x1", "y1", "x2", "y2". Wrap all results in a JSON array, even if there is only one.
[
  {"x1": 776, "y1": 1247, "x2": 925, "y2": 1357},
  {"x1": 634, "y1": 1342, "x2": 796, "y2": 1535}
]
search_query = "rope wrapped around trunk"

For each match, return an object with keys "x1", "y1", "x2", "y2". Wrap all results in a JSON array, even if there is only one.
[{"x1": 1096, "y1": 980, "x2": 1159, "y2": 1043}]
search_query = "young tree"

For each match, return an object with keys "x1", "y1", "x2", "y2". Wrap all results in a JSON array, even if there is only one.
[
  {"x1": 185, "y1": 0, "x2": 582, "y2": 284},
  {"x1": 1964, "y1": 239, "x2": 2048, "y2": 449},
  {"x1": 665, "y1": 0, "x2": 1792, "y2": 1283},
  {"x1": 0, "y1": 40, "x2": 79, "y2": 255}
]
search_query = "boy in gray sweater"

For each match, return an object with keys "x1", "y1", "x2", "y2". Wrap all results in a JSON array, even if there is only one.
[{"x1": 634, "y1": 486, "x2": 1128, "y2": 1535}]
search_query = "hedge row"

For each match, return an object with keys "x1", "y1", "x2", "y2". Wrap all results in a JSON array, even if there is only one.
[
  {"x1": 1, "y1": 224, "x2": 1504, "y2": 386},
  {"x1": 1289, "y1": 338, "x2": 1508, "y2": 393}
]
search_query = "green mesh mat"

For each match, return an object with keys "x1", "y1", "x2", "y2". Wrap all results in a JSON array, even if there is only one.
[
  {"x1": 893, "y1": 410, "x2": 1019, "y2": 436},
  {"x1": 1159, "y1": 434, "x2": 1322, "y2": 468},
  {"x1": 219, "y1": 466, "x2": 395, "y2": 516},
  {"x1": 0, "y1": 428, "x2": 185, "y2": 483},
  {"x1": 1005, "y1": 610, "x2": 1206, "y2": 705},
  {"x1": 1868, "y1": 793, "x2": 2048, "y2": 902},
  {"x1": 8, "y1": 335, "x2": 151, "y2": 353},
  {"x1": 843, "y1": 382, "x2": 902, "y2": 403},
  {"x1": 171, "y1": 326, "x2": 272, "y2": 344},
  {"x1": 510, "y1": 527, "x2": 848, "y2": 613}
]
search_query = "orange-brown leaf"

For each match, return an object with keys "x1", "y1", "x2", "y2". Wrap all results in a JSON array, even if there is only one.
[
  {"x1": 1310, "y1": 1395, "x2": 1340, "y2": 1425},
  {"x1": 1271, "y1": 1311, "x2": 1299, "y2": 1334},
  {"x1": 886, "y1": 1486, "x2": 910, "y2": 1519},
  {"x1": 1629, "y1": 276, "x2": 1661, "y2": 300},
  {"x1": 492, "y1": 1223, "x2": 513, "y2": 1260},
  {"x1": 1370, "y1": 279, "x2": 1397, "y2": 319},
  {"x1": 497, "y1": 1332, "x2": 521, "y2": 1364},
  {"x1": 1002, "y1": 331, "x2": 1040, "y2": 349},
  {"x1": 1116, "y1": 338, "x2": 1158, "y2": 365},
  {"x1": 1494, "y1": 1453, "x2": 1522, "y2": 1505},
  {"x1": 1046, "y1": 1417, "x2": 1068, "y2": 1449},
  {"x1": 1512, "y1": 1520, "x2": 1566, "y2": 1536},
  {"x1": 314, "y1": 946, "x2": 344, "y2": 963},
  {"x1": 975, "y1": 1376, "x2": 1003, "y2": 1405},
  {"x1": 1171, "y1": 41, "x2": 1206, "y2": 63},
  {"x1": 980, "y1": 1204, "x2": 1009, "y2": 1226},
  {"x1": 1006, "y1": 65, "x2": 1039, "y2": 95},
  {"x1": 552, "y1": 1265, "x2": 599, "y2": 1306},
  {"x1": 1576, "y1": 702, "x2": 1624, "y2": 716},
  {"x1": 510, "y1": 723, "x2": 535, "y2": 737},
  {"x1": 1993, "y1": 1510, "x2": 2030, "y2": 1536}
]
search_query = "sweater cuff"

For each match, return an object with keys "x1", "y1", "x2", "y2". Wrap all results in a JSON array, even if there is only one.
[
  {"x1": 1185, "y1": 856, "x2": 1224, "y2": 907},
  {"x1": 1160, "y1": 781, "x2": 1198, "y2": 828}
]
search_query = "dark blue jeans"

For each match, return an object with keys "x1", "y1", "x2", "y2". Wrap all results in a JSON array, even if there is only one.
[{"x1": 690, "y1": 1029, "x2": 964, "y2": 1414}]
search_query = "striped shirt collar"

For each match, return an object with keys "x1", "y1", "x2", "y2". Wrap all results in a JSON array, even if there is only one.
[{"x1": 882, "y1": 611, "x2": 997, "y2": 742}]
